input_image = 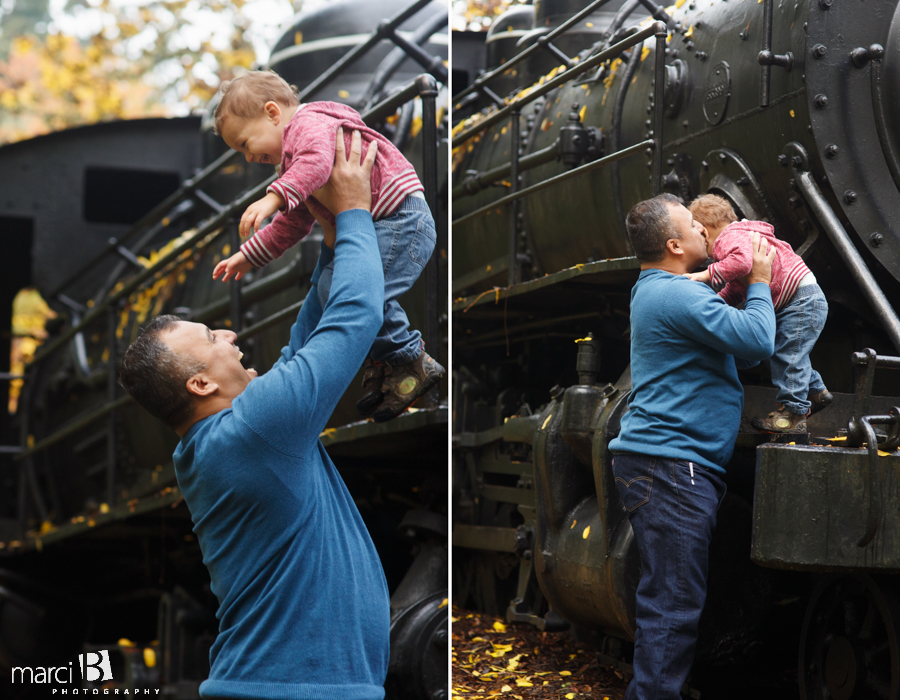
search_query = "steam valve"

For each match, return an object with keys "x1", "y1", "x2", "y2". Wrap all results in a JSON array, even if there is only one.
[{"x1": 575, "y1": 333, "x2": 601, "y2": 386}]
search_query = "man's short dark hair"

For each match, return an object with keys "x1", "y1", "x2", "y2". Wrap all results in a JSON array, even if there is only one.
[
  {"x1": 119, "y1": 315, "x2": 206, "y2": 430},
  {"x1": 625, "y1": 193, "x2": 684, "y2": 262}
]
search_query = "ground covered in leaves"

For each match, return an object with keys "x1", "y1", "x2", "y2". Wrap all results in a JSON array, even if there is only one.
[{"x1": 451, "y1": 607, "x2": 629, "y2": 700}]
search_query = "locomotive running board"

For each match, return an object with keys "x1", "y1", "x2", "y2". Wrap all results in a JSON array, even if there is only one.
[{"x1": 453, "y1": 256, "x2": 640, "y2": 313}]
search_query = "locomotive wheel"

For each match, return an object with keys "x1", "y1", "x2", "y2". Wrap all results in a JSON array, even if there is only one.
[{"x1": 799, "y1": 575, "x2": 900, "y2": 700}]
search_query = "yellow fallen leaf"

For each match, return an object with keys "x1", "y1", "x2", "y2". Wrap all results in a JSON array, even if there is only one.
[
  {"x1": 566, "y1": 694, "x2": 575, "y2": 699},
  {"x1": 570, "y1": 519, "x2": 577, "y2": 529},
  {"x1": 583, "y1": 525, "x2": 591, "y2": 539},
  {"x1": 560, "y1": 671, "x2": 572, "y2": 677},
  {"x1": 493, "y1": 621, "x2": 507, "y2": 632},
  {"x1": 501, "y1": 686, "x2": 512, "y2": 693},
  {"x1": 515, "y1": 678, "x2": 533, "y2": 687}
]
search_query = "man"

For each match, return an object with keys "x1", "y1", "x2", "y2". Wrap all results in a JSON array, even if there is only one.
[
  {"x1": 119, "y1": 130, "x2": 390, "y2": 700},
  {"x1": 607, "y1": 193, "x2": 776, "y2": 700}
]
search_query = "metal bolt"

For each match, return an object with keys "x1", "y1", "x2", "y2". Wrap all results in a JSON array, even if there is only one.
[
  {"x1": 813, "y1": 44, "x2": 827, "y2": 59},
  {"x1": 523, "y1": 549, "x2": 532, "y2": 560},
  {"x1": 686, "y1": 41, "x2": 694, "y2": 51},
  {"x1": 739, "y1": 30, "x2": 748, "y2": 40},
  {"x1": 792, "y1": 156, "x2": 803, "y2": 167},
  {"x1": 815, "y1": 94, "x2": 828, "y2": 109},
  {"x1": 719, "y1": 153, "x2": 727, "y2": 162},
  {"x1": 667, "y1": 158, "x2": 675, "y2": 166},
  {"x1": 844, "y1": 190, "x2": 857, "y2": 204},
  {"x1": 825, "y1": 144, "x2": 839, "y2": 158},
  {"x1": 696, "y1": 51, "x2": 708, "y2": 61},
  {"x1": 778, "y1": 154, "x2": 789, "y2": 167},
  {"x1": 737, "y1": 177, "x2": 749, "y2": 186},
  {"x1": 871, "y1": 232, "x2": 884, "y2": 247},
  {"x1": 819, "y1": 0, "x2": 832, "y2": 8},
  {"x1": 702, "y1": 160, "x2": 709, "y2": 170},
  {"x1": 645, "y1": 119, "x2": 652, "y2": 127},
  {"x1": 682, "y1": 120, "x2": 689, "y2": 128},
  {"x1": 789, "y1": 195, "x2": 802, "y2": 208},
  {"x1": 789, "y1": 179, "x2": 797, "y2": 190}
]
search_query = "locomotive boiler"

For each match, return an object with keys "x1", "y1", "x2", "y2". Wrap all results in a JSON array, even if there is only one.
[
  {"x1": 451, "y1": 0, "x2": 900, "y2": 696},
  {"x1": 0, "y1": 0, "x2": 449, "y2": 698}
]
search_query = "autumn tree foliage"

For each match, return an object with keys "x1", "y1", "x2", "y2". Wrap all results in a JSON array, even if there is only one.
[
  {"x1": 452, "y1": 0, "x2": 528, "y2": 31},
  {"x1": 0, "y1": 0, "x2": 265, "y2": 145}
]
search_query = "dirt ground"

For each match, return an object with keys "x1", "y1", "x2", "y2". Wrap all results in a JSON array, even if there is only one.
[{"x1": 451, "y1": 607, "x2": 630, "y2": 700}]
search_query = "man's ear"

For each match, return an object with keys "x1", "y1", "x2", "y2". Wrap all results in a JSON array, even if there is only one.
[
  {"x1": 186, "y1": 373, "x2": 218, "y2": 398},
  {"x1": 666, "y1": 237, "x2": 684, "y2": 257},
  {"x1": 264, "y1": 101, "x2": 281, "y2": 124}
]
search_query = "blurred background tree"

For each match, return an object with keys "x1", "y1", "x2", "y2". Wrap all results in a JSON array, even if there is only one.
[
  {"x1": 452, "y1": 0, "x2": 528, "y2": 32},
  {"x1": 0, "y1": 0, "x2": 300, "y2": 144}
]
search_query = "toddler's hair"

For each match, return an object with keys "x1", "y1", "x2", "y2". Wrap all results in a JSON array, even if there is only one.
[
  {"x1": 688, "y1": 193, "x2": 738, "y2": 229},
  {"x1": 213, "y1": 70, "x2": 300, "y2": 135}
]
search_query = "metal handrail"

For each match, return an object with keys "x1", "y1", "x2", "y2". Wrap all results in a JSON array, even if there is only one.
[
  {"x1": 452, "y1": 139, "x2": 655, "y2": 227},
  {"x1": 452, "y1": 0, "x2": 615, "y2": 106},
  {"x1": 297, "y1": 0, "x2": 441, "y2": 101},
  {"x1": 452, "y1": 22, "x2": 666, "y2": 148}
]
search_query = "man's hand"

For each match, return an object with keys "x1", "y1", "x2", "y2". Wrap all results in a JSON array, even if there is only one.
[
  {"x1": 684, "y1": 269, "x2": 711, "y2": 284},
  {"x1": 744, "y1": 231, "x2": 777, "y2": 286},
  {"x1": 213, "y1": 251, "x2": 254, "y2": 282},
  {"x1": 309, "y1": 128, "x2": 376, "y2": 216},
  {"x1": 240, "y1": 192, "x2": 284, "y2": 238}
]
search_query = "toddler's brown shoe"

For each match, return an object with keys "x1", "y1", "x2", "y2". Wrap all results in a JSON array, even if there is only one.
[
  {"x1": 373, "y1": 348, "x2": 444, "y2": 423},
  {"x1": 808, "y1": 388, "x2": 833, "y2": 416},
  {"x1": 356, "y1": 359, "x2": 386, "y2": 416},
  {"x1": 751, "y1": 405, "x2": 808, "y2": 433}
]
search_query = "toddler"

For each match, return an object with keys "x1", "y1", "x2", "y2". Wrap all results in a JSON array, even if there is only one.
[
  {"x1": 211, "y1": 70, "x2": 443, "y2": 422},
  {"x1": 687, "y1": 194, "x2": 831, "y2": 433}
]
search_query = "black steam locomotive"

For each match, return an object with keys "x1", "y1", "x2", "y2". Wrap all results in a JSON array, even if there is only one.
[
  {"x1": 0, "y1": 0, "x2": 448, "y2": 698},
  {"x1": 452, "y1": 0, "x2": 900, "y2": 697}
]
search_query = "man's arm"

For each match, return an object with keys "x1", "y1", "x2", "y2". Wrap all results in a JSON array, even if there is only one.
[
  {"x1": 671, "y1": 232, "x2": 777, "y2": 361},
  {"x1": 239, "y1": 131, "x2": 382, "y2": 449}
]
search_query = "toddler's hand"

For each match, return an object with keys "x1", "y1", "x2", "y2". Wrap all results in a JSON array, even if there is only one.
[
  {"x1": 684, "y1": 269, "x2": 711, "y2": 284},
  {"x1": 240, "y1": 192, "x2": 284, "y2": 238},
  {"x1": 213, "y1": 251, "x2": 254, "y2": 282}
]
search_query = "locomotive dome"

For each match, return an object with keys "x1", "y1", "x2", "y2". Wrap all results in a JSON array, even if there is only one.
[{"x1": 267, "y1": 0, "x2": 447, "y2": 103}]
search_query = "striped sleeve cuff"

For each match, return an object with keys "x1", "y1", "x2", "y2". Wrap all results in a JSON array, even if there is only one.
[
  {"x1": 707, "y1": 262, "x2": 724, "y2": 288},
  {"x1": 372, "y1": 170, "x2": 423, "y2": 219},
  {"x1": 268, "y1": 182, "x2": 304, "y2": 213},
  {"x1": 240, "y1": 235, "x2": 277, "y2": 269}
]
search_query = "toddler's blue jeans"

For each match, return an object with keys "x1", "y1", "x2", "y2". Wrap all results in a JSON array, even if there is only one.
[
  {"x1": 771, "y1": 283, "x2": 828, "y2": 415},
  {"x1": 316, "y1": 194, "x2": 436, "y2": 365},
  {"x1": 612, "y1": 452, "x2": 727, "y2": 700}
]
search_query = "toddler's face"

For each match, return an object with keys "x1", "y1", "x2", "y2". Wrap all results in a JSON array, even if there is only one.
[
  {"x1": 704, "y1": 222, "x2": 728, "y2": 256},
  {"x1": 220, "y1": 112, "x2": 283, "y2": 166}
]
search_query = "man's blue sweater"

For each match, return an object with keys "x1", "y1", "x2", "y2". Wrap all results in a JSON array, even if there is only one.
[
  {"x1": 173, "y1": 210, "x2": 390, "y2": 700},
  {"x1": 609, "y1": 269, "x2": 775, "y2": 472}
]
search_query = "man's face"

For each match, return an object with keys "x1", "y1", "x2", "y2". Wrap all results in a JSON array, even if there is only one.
[
  {"x1": 667, "y1": 203, "x2": 709, "y2": 268},
  {"x1": 219, "y1": 110, "x2": 283, "y2": 166},
  {"x1": 162, "y1": 321, "x2": 258, "y2": 400}
]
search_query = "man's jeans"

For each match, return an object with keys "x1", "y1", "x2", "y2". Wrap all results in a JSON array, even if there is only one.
[
  {"x1": 771, "y1": 283, "x2": 828, "y2": 415},
  {"x1": 316, "y1": 194, "x2": 436, "y2": 365},
  {"x1": 612, "y1": 452, "x2": 727, "y2": 700}
]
